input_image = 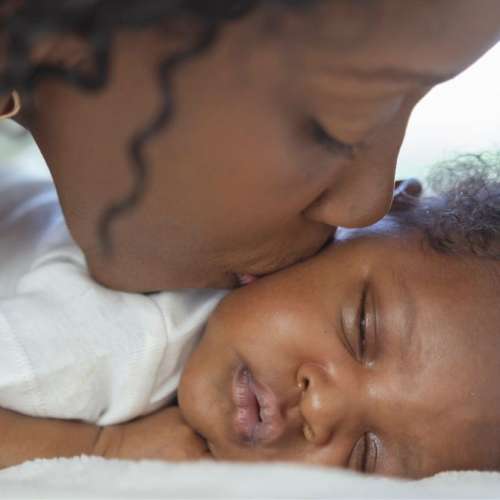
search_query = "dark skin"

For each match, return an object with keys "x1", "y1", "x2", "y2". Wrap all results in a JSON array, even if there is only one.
[
  {"x1": 2, "y1": 0, "x2": 499, "y2": 291},
  {"x1": 178, "y1": 220, "x2": 500, "y2": 478},
  {"x1": 0, "y1": 405, "x2": 210, "y2": 469},
  {"x1": 2, "y1": 214, "x2": 499, "y2": 475},
  {"x1": 0, "y1": 184, "x2": 416, "y2": 471}
]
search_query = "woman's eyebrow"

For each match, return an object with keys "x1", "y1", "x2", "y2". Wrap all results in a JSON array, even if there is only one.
[{"x1": 343, "y1": 66, "x2": 454, "y2": 86}]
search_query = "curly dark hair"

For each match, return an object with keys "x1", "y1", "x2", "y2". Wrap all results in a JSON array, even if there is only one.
[
  {"x1": 0, "y1": 0, "x2": 315, "y2": 252},
  {"x1": 396, "y1": 152, "x2": 500, "y2": 260}
]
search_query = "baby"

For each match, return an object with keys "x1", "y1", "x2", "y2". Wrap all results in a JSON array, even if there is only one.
[
  {"x1": 1, "y1": 155, "x2": 500, "y2": 479},
  {"x1": 177, "y1": 154, "x2": 500, "y2": 478}
]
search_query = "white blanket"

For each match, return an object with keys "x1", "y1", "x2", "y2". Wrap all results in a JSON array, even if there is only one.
[{"x1": 1, "y1": 457, "x2": 500, "y2": 499}]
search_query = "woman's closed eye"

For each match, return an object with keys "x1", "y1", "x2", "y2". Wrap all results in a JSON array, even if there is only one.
[{"x1": 309, "y1": 118, "x2": 354, "y2": 156}]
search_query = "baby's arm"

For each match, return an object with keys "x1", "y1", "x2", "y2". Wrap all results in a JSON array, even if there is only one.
[{"x1": 0, "y1": 406, "x2": 209, "y2": 469}]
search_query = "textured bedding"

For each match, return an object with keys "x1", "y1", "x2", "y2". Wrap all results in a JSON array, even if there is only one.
[{"x1": 2, "y1": 456, "x2": 500, "y2": 499}]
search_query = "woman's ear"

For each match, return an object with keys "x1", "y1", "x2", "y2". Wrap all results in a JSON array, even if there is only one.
[{"x1": 391, "y1": 178, "x2": 422, "y2": 212}]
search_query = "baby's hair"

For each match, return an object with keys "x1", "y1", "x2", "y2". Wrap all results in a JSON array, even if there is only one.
[
  {"x1": 0, "y1": 0, "x2": 315, "y2": 253},
  {"x1": 396, "y1": 152, "x2": 500, "y2": 260}
]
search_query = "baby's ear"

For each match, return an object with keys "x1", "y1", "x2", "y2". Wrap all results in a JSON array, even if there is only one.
[{"x1": 391, "y1": 178, "x2": 422, "y2": 212}]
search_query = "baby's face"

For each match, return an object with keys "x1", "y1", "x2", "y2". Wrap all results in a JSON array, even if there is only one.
[{"x1": 178, "y1": 219, "x2": 500, "y2": 478}]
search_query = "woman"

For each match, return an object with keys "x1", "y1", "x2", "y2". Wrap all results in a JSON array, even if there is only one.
[{"x1": 1, "y1": 0, "x2": 499, "y2": 292}]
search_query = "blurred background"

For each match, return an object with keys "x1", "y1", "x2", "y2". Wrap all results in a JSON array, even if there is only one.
[
  {"x1": 0, "y1": 42, "x2": 499, "y2": 183},
  {"x1": 397, "y1": 41, "x2": 500, "y2": 180}
]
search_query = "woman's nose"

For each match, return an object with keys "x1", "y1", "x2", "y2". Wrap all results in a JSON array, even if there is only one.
[
  {"x1": 303, "y1": 118, "x2": 410, "y2": 229},
  {"x1": 305, "y1": 169, "x2": 396, "y2": 229},
  {"x1": 297, "y1": 363, "x2": 350, "y2": 446}
]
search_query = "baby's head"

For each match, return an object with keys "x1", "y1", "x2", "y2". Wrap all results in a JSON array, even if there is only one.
[{"x1": 179, "y1": 154, "x2": 500, "y2": 478}]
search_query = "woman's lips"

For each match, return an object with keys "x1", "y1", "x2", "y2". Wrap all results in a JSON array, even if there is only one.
[
  {"x1": 232, "y1": 365, "x2": 285, "y2": 445},
  {"x1": 236, "y1": 273, "x2": 258, "y2": 286},
  {"x1": 234, "y1": 229, "x2": 336, "y2": 288}
]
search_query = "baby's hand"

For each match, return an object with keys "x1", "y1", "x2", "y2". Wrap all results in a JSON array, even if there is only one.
[{"x1": 95, "y1": 406, "x2": 211, "y2": 462}]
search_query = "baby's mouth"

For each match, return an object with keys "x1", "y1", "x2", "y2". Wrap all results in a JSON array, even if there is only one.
[{"x1": 231, "y1": 365, "x2": 285, "y2": 445}]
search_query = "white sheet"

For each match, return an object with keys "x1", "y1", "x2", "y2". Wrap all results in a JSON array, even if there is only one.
[{"x1": 2, "y1": 456, "x2": 500, "y2": 499}]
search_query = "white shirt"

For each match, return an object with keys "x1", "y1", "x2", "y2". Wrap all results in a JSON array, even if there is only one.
[{"x1": 0, "y1": 166, "x2": 226, "y2": 425}]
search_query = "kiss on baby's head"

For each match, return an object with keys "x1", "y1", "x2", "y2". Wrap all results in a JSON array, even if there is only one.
[{"x1": 178, "y1": 154, "x2": 500, "y2": 478}]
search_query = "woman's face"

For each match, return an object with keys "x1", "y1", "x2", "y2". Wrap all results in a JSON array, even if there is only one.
[
  {"x1": 178, "y1": 221, "x2": 500, "y2": 478},
  {"x1": 29, "y1": 1, "x2": 500, "y2": 291}
]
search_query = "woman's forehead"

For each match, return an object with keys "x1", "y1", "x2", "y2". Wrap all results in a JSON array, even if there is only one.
[{"x1": 272, "y1": 0, "x2": 497, "y2": 84}]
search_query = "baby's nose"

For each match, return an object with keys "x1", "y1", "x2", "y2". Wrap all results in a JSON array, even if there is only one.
[{"x1": 297, "y1": 363, "x2": 350, "y2": 446}]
